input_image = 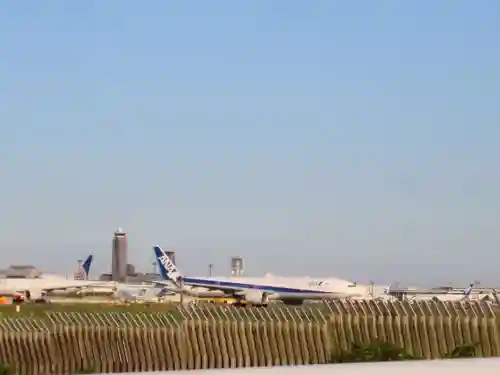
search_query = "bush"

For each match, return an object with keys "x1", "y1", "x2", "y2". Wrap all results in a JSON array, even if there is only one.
[
  {"x1": 443, "y1": 344, "x2": 476, "y2": 358},
  {"x1": 330, "y1": 341, "x2": 415, "y2": 363},
  {"x1": 329, "y1": 341, "x2": 478, "y2": 363},
  {"x1": 74, "y1": 366, "x2": 96, "y2": 374},
  {"x1": 0, "y1": 363, "x2": 14, "y2": 375}
]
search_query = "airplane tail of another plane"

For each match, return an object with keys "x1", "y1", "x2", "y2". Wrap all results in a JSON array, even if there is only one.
[
  {"x1": 384, "y1": 284, "x2": 392, "y2": 295},
  {"x1": 464, "y1": 283, "x2": 474, "y2": 296},
  {"x1": 154, "y1": 245, "x2": 183, "y2": 286},
  {"x1": 74, "y1": 254, "x2": 93, "y2": 280},
  {"x1": 460, "y1": 283, "x2": 474, "y2": 300},
  {"x1": 82, "y1": 255, "x2": 93, "y2": 279}
]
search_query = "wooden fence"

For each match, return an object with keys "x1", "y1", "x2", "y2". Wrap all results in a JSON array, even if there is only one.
[{"x1": 0, "y1": 299, "x2": 498, "y2": 374}]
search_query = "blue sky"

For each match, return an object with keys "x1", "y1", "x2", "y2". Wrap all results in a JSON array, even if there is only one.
[{"x1": 0, "y1": 1, "x2": 499, "y2": 285}]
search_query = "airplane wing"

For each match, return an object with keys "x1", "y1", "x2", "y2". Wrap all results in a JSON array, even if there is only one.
[
  {"x1": 387, "y1": 284, "x2": 475, "y2": 296},
  {"x1": 152, "y1": 279, "x2": 249, "y2": 297},
  {"x1": 387, "y1": 288, "x2": 451, "y2": 295},
  {"x1": 41, "y1": 282, "x2": 110, "y2": 292},
  {"x1": 153, "y1": 279, "x2": 282, "y2": 302}
]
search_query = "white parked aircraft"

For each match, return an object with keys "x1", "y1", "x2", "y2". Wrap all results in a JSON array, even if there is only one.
[
  {"x1": 0, "y1": 277, "x2": 112, "y2": 302},
  {"x1": 0, "y1": 255, "x2": 107, "y2": 302},
  {"x1": 384, "y1": 283, "x2": 478, "y2": 301},
  {"x1": 152, "y1": 245, "x2": 368, "y2": 306}
]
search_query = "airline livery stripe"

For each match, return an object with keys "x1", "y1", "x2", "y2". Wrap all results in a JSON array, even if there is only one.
[{"x1": 182, "y1": 278, "x2": 330, "y2": 294}]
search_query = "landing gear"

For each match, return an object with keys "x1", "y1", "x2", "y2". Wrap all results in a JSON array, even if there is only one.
[{"x1": 233, "y1": 300, "x2": 245, "y2": 307}]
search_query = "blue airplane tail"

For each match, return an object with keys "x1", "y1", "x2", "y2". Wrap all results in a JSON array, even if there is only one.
[
  {"x1": 154, "y1": 246, "x2": 169, "y2": 280},
  {"x1": 82, "y1": 255, "x2": 93, "y2": 278},
  {"x1": 74, "y1": 254, "x2": 93, "y2": 280},
  {"x1": 464, "y1": 283, "x2": 474, "y2": 296},
  {"x1": 153, "y1": 245, "x2": 182, "y2": 284}
]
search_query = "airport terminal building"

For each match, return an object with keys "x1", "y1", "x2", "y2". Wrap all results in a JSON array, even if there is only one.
[{"x1": 0, "y1": 265, "x2": 42, "y2": 279}]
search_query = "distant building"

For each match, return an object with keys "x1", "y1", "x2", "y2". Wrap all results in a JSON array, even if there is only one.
[
  {"x1": 4, "y1": 265, "x2": 42, "y2": 278},
  {"x1": 99, "y1": 273, "x2": 112, "y2": 281},
  {"x1": 111, "y1": 228, "x2": 128, "y2": 282},
  {"x1": 126, "y1": 263, "x2": 136, "y2": 276},
  {"x1": 230, "y1": 257, "x2": 244, "y2": 277}
]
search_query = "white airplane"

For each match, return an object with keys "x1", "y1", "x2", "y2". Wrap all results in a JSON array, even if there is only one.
[
  {"x1": 0, "y1": 254, "x2": 108, "y2": 302},
  {"x1": 152, "y1": 245, "x2": 368, "y2": 306},
  {"x1": 384, "y1": 283, "x2": 476, "y2": 301},
  {"x1": 0, "y1": 278, "x2": 113, "y2": 302},
  {"x1": 111, "y1": 284, "x2": 163, "y2": 301},
  {"x1": 73, "y1": 254, "x2": 93, "y2": 280}
]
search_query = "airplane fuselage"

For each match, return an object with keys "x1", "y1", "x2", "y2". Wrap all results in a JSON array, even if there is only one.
[
  {"x1": 0, "y1": 278, "x2": 110, "y2": 300},
  {"x1": 173, "y1": 275, "x2": 368, "y2": 304},
  {"x1": 152, "y1": 245, "x2": 367, "y2": 306}
]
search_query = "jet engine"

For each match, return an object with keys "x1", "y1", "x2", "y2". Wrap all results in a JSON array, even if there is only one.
[
  {"x1": 24, "y1": 289, "x2": 47, "y2": 302},
  {"x1": 242, "y1": 290, "x2": 269, "y2": 306}
]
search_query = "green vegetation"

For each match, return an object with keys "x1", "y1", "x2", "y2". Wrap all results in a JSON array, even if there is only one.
[
  {"x1": 0, "y1": 301, "x2": 179, "y2": 317},
  {"x1": 0, "y1": 364, "x2": 13, "y2": 375},
  {"x1": 0, "y1": 302, "x2": 186, "y2": 326},
  {"x1": 329, "y1": 342, "x2": 478, "y2": 363},
  {"x1": 444, "y1": 344, "x2": 477, "y2": 358},
  {"x1": 330, "y1": 341, "x2": 416, "y2": 362},
  {"x1": 73, "y1": 366, "x2": 96, "y2": 374}
]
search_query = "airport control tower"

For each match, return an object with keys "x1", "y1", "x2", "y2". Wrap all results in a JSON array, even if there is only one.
[
  {"x1": 230, "y1": 257, "x2": 244, "y2": 277},
  {"x1": 112, "y1": 228, "x2": 128, "y2": 282}
]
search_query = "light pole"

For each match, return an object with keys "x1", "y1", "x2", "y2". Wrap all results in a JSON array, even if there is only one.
[{"x1": 208, "y1": 264, "x2": 213, "y2": 277}]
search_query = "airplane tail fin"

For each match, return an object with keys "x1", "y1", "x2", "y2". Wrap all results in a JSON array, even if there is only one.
[
  {"x1": 153, "y1": 245, "x2": 182, "y2": 285},
  {"x1": 82, "y1": 255, "x2": 93, "y2": 279},
  {"x1": 463, "y1": 283, "x2": 474, "y2": 298},
  {"x1": 74, "y1": 254, "x2": 93, "y2": 280}
]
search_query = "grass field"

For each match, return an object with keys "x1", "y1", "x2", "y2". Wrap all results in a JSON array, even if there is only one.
[
  {"x1": 0, "y1": 301, "x2": 182, "y2": 318},
  {"x1": 0, "y1": 298, "x2": 496, "y2": 324}
]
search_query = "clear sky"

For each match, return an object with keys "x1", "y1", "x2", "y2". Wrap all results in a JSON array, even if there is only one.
[{"x1": 0, "y1": 1, "x2": 499, "y2": 285}]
